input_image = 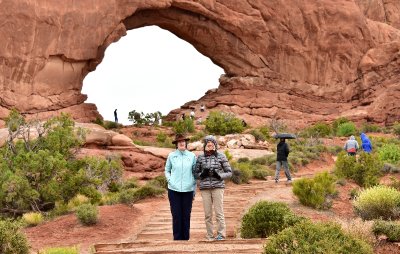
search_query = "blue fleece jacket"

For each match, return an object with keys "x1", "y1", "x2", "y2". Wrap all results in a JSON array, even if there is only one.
[
  {"x1": 360, "y1": 133, "x2": 372, "y2": 153},
  {"x1": 165, "y1": 149, "x2": 196, "y2": 192}
]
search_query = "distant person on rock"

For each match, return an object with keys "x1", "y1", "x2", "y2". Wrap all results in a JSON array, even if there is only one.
[
  {"x1": 114, "y1": 109, "x2": 118, "y2": 123},
  {"x1": 181, "y1": 113, "x2": 186, "y2": 121},
  {"x1": 190, "y1": 109, "x2": 195, "y2": 120},
  {"x1": 275, "y1": 138, "x2": 292, "y2": 183},
  {"x1": 195, "y1": 135, "x2": 232, "y2": 241},
  {"x1": 360, "y1": 133, "x2": 372, "y2": 153},
  {"x1": 165, "y1": 134, "x2": 197, "y2": 240},
  {"x1": 344, "y1": 135, "x2": 359, "y2": 156},
  {"x1": 200, "y1": 104, "x2": 205, "y2": 112}
]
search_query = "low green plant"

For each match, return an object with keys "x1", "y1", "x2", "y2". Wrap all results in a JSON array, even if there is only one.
[
  {"x1": 103, "y1": 121, "x2": 122, "y2": 130},
  {"x1": 334, "y1": 152, "x2": 382, "y2": 187},
  {"x1": 241, "y1": 201, "x2": 304, "y2": 238},
  {"x1": 119, "y1": 185, "x2": 165, "y2": 204},
  {"x1": 0, "y1": 219, "x2": 29, "y2": 254},
  {"x1": 301, "y1": 122, "x2": 332, "y2": 138},
  {"x1": 231, "y1": 162, "x2": 252, "y2": 184},
  {"x1": 147, "y1": 175, "x2": 168, "y2": 189},
  {"x1": 230, "y1": 169, "x2": 242, "y2": 184},
  {"x1": 39, "y1": 246, "x2": 79, "y2": 254},
  {"x1": 173, "y1": 118, "x2": 195, "y2": 134},
  {"x1": 237, "y1": 157, "x2": 250, "y2": 163},
  {"x1": 372, "y1": 220, "x2": 400, "y2": 242},
  {"x1": 100, "y1": 192, "x2": 120, "y2": 205},
  {"x1": 22, "y1": 212, "x2": 44, "y2": 227},
  {"x1": 205, "y1": 111, "x2": 244, "y2": 135},
  {"x1": 361, "y1": 122, "x2": 382, "y2": 133},
  {"x1": 393, "y1": 122, "x2": 400, "y2": 137},
  {"x1": 122, "y1": 178, "x2": 140, "y2": 190},
  {"x1": 382, "y1": 163, "x2": 400, "y2": 174},
  {"x1": 67, "y1": 194, "x2": 90, "y2": 211},
  {"x1": 378, "y1": 144, "x2": 400, "y2": 165},
  {"x1": 337, "y1": 122, "x2": 358, "y2": 136},
  {"x1": 190, "y1": 131, "x2": 206, "y2": 142},
  {"x1": 75, "y1": 203, "x2": 98, "y2": 226},
  {"x1": 387, "y1": 176, "x2": 400, "y2": 191},
  {"x1": 224, "y1": 150, "x2": 233, "y2": 162},
  {"x1": 263, "y1": 221, "x2": 373, "y2": 254},
  {"x1": 353, "y1": 185, "x2": 400, "y2": 220},
  {"x1": 292, "y1": 171, "x2": 336, "y2": 209},
  {"x1": 332, "y1": 117, "x2": 350, "y2": 134}
]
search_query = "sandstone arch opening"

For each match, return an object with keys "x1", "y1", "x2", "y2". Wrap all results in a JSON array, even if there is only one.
[{"x1": 82, "y1": 26, "x2": 224, "y2": 125}]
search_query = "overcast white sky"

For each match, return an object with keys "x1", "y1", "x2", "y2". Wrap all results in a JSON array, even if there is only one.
[{"x1": 82, "y1": 26, "x2": 224, "y2": 125}]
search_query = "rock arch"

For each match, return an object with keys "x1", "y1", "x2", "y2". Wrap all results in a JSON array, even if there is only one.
[{"x1": 0, "y1": 0, "x2": 399, "y2": 127}]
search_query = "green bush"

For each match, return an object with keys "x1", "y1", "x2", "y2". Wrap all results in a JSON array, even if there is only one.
[
  {"x1": 263, "y1": 221, "x2": 373, "y2": 254},
  {"x1": 103, "y1": 121, "x2": 121, "y2": 130},
  {"x1": 334, "y1": 152, "x2": 382, "y2": 187},
  {"x1": 147, "y1": 175, "x2": 168, "y2": 189},
  {"x1": 237, "y1": 157, "x2": 250, "y2": 163},
  {"x1": 173, "y1": 118, "x2": 195, "y2": 134},
  {"x1": 393, "y1": 122, "x2": 400, "y2": 137},
  {"x1": 382, "y1": 163, "x2": 400, "y2": 174},
  {"x1": 190, "y1": 131, "x2": 206, "y2": 142},
  {"x1": 353, "y1": 185, "x2": 400, "y2": 220},
  {"x1": 75, "y1": 203, "x2": 98, "y2": 226},
  {"x1": 337, "y1": 122, "x2": 357, "y2": 136},
  {"x1": 361, "y1": 123, "x2": 382, "y2": 133},
  {"x1": 119, "y1": 185, "x2": 165, "y2": 204},
  {"x1": 231, "y1": 162, "x2": 252, "y2": 184},
  {"x1": 100, "y1": 192, "x2": 120, "y2": 205},
  {"x1": 372, "y1": 220, "x2": 400, "y2": 242},
  {"x1": 230, "y1": 169, "x2": 242, "y2": 184},
  {"x1": 378, "y1": 144, "x2": 400, "y2": 164},
  {"x1": 122, "y1": 178, "x2": 140, "y2": 190},
  {"x1": 67, "y1": 194, "x2": 90, "y2": 211},
  {"x1": 205, "y1": 111, "x2": 244, "y2": 135},
  {"x1": 240, "y1": 201, "x2": 304, "y2": 238},
  {"x1": 332, "y1": 117, "x2": 350, "y2": 134},
  {"x1": 22, "y1": 212, "x2": 44, "y2": 227},
  {"x1": 292, "y1": 171, "x2": 336, "y2": 209},
  {"x1": 301, "y1": 122, "x2": 332, "y2": 138},
  {"x1": 224, "y1": 150, "x2": 233, "y2": 161},
  {"x1": 0, "y1": 219, "x2": 29, "y2": 254},
  {"x1": 39, "y1": 246, "x2": 79, "y2": 254}
]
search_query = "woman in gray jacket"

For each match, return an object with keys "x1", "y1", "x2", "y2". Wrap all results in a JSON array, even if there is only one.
[{"x1": 195, "y1": 135, "x2": 232, "y2": 240}]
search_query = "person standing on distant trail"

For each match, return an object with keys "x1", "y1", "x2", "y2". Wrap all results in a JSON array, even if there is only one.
[
  {"x1": 165, "y1": 134, "x2": 196, "y2": 240},
  {"x1": 344, "y1": 135, "x2": 359, "y2": 156},
  {"x1": 114, "y1": 109, "x2": 118, "y2": 123},
  {"x1": 275, "y1": 138, "x2": 292, "y2": 183}
]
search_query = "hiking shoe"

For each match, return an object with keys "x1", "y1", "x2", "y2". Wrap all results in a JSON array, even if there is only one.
[
  {"x1": 275, "y1": 179, "x2": 279, "y2": 183},
  {"x1": 215, "y1": 234, "x2": 225, "y2": 241}
]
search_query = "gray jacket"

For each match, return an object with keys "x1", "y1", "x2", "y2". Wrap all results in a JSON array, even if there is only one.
[
  {"x1": 194, "y1": 136, "x2": 232, "y2": 190},
  {"x1": 344, "y1": 135, "x2": 359, "y2": 152}
]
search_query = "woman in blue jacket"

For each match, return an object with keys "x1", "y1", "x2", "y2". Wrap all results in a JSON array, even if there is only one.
[
  {"x1": 360, "y1": 132, "x2": 372, "y2": 153},
  {"x1": 165, "y1": 133, "x2": 196, "y2": 240}
]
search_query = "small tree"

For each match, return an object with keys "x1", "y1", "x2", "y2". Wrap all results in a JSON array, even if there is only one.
[{"x1": 205, "y1": 111, "x2": 244, "y2": 135}]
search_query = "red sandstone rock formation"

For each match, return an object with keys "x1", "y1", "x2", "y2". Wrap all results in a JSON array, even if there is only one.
[{"x1": 0, "y1": 0, "x2": 399, "y2": 127}]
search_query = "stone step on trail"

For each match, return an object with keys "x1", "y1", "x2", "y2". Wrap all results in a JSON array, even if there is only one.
[{"x1": 95, "y1": 239, "x2": 265, "y2": 254}]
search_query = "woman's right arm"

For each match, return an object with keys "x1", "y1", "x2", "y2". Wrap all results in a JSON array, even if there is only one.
[{"x1": 165, "y1": 154, "x2": 172, "y2": 182}]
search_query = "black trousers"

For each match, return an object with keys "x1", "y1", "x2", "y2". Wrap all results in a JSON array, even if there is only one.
[{"x1": 168, "y1": 189, "x2": 194, "y2": 240}]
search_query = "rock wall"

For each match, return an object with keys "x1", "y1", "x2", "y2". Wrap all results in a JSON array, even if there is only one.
[{"x1": 0, "y1": 0, "x2": 399, "y2": 127}]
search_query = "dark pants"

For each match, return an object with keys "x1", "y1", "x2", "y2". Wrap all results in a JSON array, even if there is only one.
[{"x1": 168, "y1": 189, "x2": 194, "y2": 240}]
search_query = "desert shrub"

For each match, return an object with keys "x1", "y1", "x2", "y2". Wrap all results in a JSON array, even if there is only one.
[
  {"x1": 231, "y1": 162, "x2": 252, "y2": 184},
  {"x1": 156, "y1": 132, "x2": 168, "y2": 143},
  {"x1": 292, "y1": 171, "x2": 336, "y2": 209},
  {"x1": 119, "y1": 185, "x2": 165, "y2": 204},
  {"x1": 350, "y1": 188, "x2": 361, "y2": 199},
  {"x1": 361, "y1": 123, "x2": 382, "y2": 133},
  {"x1": 327, "y1": 145, "x2": 344, "y2": 155},
  {"x1": 353, "y1": 185, "x2": 400, "y2": 220},
  {"x1": 249, "y1": 129, "x2": 269, "y2": 142},
  {"x1": 173, "y1": 118, "x2": 195, "y2": 134},
  {"x1": 263, "y1": 220, "x2": 373, "y2": 254},
  {"x1": 301, "y1": 122, "x2": 332, "y2": 138},
  {"x1": 0, "y1": 112, "x2": 123, "y2": 215},
  {"x1": 237, "y1": 157, "x2": 250, "y2": 163},
  {"x1": 103, "y1": 121, "x2": 122, "y2": 130},
  {"x1": 155, "y1": 132, "x2": 174, "y2": 148},
  {"x1": 67, "y1": 194, "x2": 90, "y2": 211},
  {"x1": 190, "y1": 131, "x2": 206, "y2": 142},
  {"x1": 252, "y1": 168, "x2": 271, "y2": 180},
  {"x1": 147, "y1": 175, "x2": 168, "y2": 189},
  {"x1": 338, "y1": 218, "x2": 376, "y2": 245},
  {"x1": 387, "y1": 176, "x2": 400, "y2": 191},
  {"x1": 241, "y1": 201, "x2": 304, "y2": 238},
  {"x1": 100, "y1": 192, "x2": 120, "y2": 205},
  {"x1": 224, "y1": 150, "x2": 233, "y2": 161},
  {"x1": 122, "y1": 178, "x2": 140, "y2": 190},
  {"x1": 332, "y1": 117, "x2": 350, "y2": 134},
  {"x1": 75, "y1": 203, "x2": 98, "y2": 226},
  {"x1": 378, "y1": 144, "x2": 400, "y2": 164},
  {"x1": 334, "y1": 152, "x2": 382, "y2": 187},
  {"x1": 337, "y1": 122, "x2": 358, "y2": 137},
  {"x1": 393, "y1": 122, "x2": 400, "y2": 137},
  {"x1": 0, "y1": 219, "x2": 29, "y2": 254},
  {"x1": 205, "y1": 111, "x2": 244, "y2": 135},
  {"x1": 22, "y1": 212, "x2": 43, "y2": 227},
  {"x1": 39, "y1": 246, "x2": 79, "y2": 254},
  {"x1": 372, "y1": 220, "x2": 400, "y2": 242}
]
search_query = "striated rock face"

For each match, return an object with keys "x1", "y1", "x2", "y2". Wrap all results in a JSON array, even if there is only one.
[{"x1": 0, "y1": 0, "x2": 399, "y2": 127}]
